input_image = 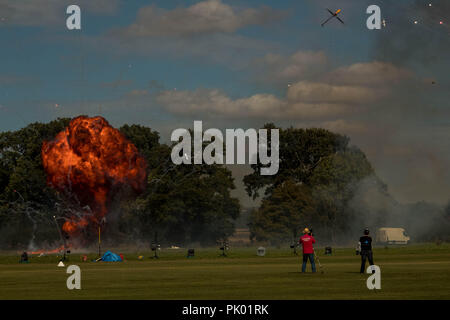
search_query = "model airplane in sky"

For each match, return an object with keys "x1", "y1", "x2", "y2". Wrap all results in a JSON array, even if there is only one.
[{"x1": 321, "y1": 8, "x2": 345, "y2": 27}]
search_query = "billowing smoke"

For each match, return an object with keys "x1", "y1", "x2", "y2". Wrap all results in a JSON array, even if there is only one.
[
  {"x1": 373, "y1": 0, "x2": 450, "y2": 66},
  {"x1": 42, "y1": 116, "x2": 147, "y2": 242},
  {"x1": 348, "y1": 175, "x2": 450, "y2": 242}
]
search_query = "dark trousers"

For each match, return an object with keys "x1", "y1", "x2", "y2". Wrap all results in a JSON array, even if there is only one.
[
  {"x1": 360, "y1": 250, "x2": 374, "y2": 273},
  {"x1": 302, "y1": 253, "x2": 316, "y2": 273}
]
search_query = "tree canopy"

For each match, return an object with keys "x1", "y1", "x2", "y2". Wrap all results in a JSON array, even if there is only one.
[
  {"x1": 244, "y1": 124, "x2": 379, "y2": 244},
  {"x1": 119, "y1": 125, "x2": 240, "y2": 245}
]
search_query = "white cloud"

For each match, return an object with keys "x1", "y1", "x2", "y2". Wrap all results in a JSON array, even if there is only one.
[
  {"x1": 286, "y1": 81, "x2": 383, "y2": 104},
  {"x1": 325, "y1": 61, "x2": 414, "y2": 86},
  {"x1": 157, "y1": 88, "x2": 285, "y2": 118},
  {"x1": 156, "y1": 61, "x2": 413, "y2": 121},
  {"x1": 113, "y1": 0, "x2": 284, "y2": 38},
  {"x1": 253, "y1": 50, "x2": 328, "y2": 84}
]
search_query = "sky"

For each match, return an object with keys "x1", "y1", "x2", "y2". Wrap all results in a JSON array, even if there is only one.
[{"x1": 0, "y1": 0, "x2": 449, "y2": 206}]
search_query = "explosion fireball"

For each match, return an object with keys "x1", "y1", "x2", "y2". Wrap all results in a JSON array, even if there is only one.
[{"x1": 42, "y1": 116, "x2": 147, "y2": 240}]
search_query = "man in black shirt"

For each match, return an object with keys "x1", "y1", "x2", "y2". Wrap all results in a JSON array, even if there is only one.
[{"x1": 359, "y1": 228, "x2": 374, "y2": 273}]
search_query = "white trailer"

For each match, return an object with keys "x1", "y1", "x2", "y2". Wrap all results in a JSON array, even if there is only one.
[{"x1": 376, "y1": 227, "x2": 410, "y2": 244}]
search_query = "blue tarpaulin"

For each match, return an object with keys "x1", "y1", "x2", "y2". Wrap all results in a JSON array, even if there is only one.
[{"x1": 101, "y1": 250, "x2": 122, "y2": 262}]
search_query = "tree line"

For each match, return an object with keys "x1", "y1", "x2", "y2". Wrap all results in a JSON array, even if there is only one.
[{"x1": 0, "y1": 118, "x2": 448, "y2": 249}]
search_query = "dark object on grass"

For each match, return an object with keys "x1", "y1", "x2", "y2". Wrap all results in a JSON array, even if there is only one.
[
  {"x1": 219, "y1": 240, "x2": 229, "y2": 257},
  {"x1": 20, "y1": 251, "x2": 29, "y2": 263},
  {"x1": 63, "y1": 250, "x2": 70, "y2": 262},
  {"x1": 325, "y1": 246, "x2": 332, "y2": 255},
  {"x1": 290, "y1": 242, "x2": 299, "y2": 255},
  {"x1": 187, "y1": 249, "x2": 195, "y2": 258},
  {"x1": 151, "y1": 232, "x2": 160, "y2": 259},
  {"x1": 257, "y1": 247, "x2": 266, "y2": 256},
  {"x1": 151, "y1": 243, "x2": 161, "y2": 259},
  {"x1": 100, "y1": 250, "x2": 123, "y2": 262}
]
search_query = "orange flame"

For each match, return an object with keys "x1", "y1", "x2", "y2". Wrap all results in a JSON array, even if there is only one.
[
  {"x1": 42, "y1": 116, "x2": 147, "y2": 239},
  {"x1": 30, "y1": 245, "x2": 68, "y2": 255}
]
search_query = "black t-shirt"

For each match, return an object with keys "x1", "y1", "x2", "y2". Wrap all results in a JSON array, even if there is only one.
[{"x1": 359, "y1": 235, "x2": 372, "y2": 251}]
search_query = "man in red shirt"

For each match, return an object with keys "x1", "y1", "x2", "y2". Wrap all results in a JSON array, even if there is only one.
[{"x1": 299, "y1": 228, "x2": 316, "y2": 273}]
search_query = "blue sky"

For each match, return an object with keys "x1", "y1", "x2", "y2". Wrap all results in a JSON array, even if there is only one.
[
  {"x1": 0, "y1": 0, "x2": 373, "y2": 118},
  {"x1": 0, "y1": 0, "x2": 449, "y2": 205}
]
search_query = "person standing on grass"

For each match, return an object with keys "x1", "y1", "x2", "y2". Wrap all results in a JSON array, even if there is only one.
[
  {"x1": 299, "y1": 228, "x2": 316, "y2": 273},
  {"x1": 359, "y1": 227, "x2": 374, "y2": 273}
]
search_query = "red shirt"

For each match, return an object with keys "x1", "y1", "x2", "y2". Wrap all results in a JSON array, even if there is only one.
[{"x1": 299, "y1": 234, "x2": 316, "y2": 254}]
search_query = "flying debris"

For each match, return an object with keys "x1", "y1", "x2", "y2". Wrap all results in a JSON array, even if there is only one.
[{"x1": 321, "y1": 8, "x2": 345, "y2": 27}]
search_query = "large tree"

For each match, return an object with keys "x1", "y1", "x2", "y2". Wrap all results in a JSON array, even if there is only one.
[
  {"x1": 119, "y1": 125, "x2": 241, "y2": 246},
  {"x1": 0, "y1": 118, "x2": 71, "y2": 249},
  {"x1": 249, "y1": 179, "x2": 315, "y2": 245},
  {"x1": 245, "y1": 124, "x2": 378, "y2": 244},
  {"x1": 244, "y1": 124, "x2": 349, "y2": 199}
]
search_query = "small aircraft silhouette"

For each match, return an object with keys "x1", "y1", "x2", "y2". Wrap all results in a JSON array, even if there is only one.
[{"x1": 321, "y1": 8, "x2": 344, "y2": 27}]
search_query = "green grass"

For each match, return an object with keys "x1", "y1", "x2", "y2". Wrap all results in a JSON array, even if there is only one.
[{"x1": 0, "y1": 244, "x2": 449, "y2": 299}]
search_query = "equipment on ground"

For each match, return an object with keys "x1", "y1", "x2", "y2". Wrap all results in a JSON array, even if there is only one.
[
  {"x1": 218, "y1": 240, "x2": 229, "y2": 257},
  {"x1": 290, "y1": 242, "x2": 299, "y2": 256},
  {"x1": 20, "y1": 251, "x2": 29, "y2": 263},
  {"x1": 151, "y1": 232, "x2": 160, "y2": 259},
  {"x1": 62, "y1": 250, "x2": 70, "y2": 262},
  {"x1": 314, "y1": 251, "x2": 324, "y2": 274},
  {"x1": 257, "y1": 247, "x2": 266, "y2": 257},
  {"x1": 187, "y1": 248, "x2": 195, "y2": 258},
  {"x1": 325, "y1": 247, "x2": 332, "y2": 255},
  {"x1": 100, "y1": 250, "x2": 122, "y2": 262}
]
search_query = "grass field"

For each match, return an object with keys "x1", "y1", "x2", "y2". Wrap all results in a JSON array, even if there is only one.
[{"x1": 0, "y1": 244, "x2": 449, "y2": 300}]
